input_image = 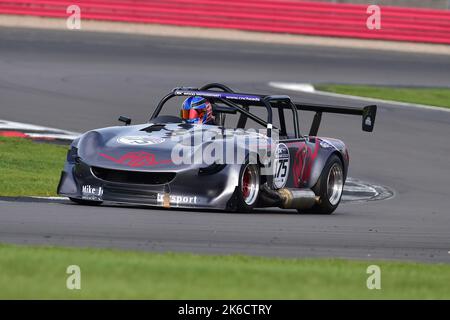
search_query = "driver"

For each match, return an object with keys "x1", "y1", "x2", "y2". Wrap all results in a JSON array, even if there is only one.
[{"x1": 180, "y1": 96, "x2": 215, "y2": 124}]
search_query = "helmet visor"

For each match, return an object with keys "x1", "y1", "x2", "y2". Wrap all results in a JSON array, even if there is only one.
[{"x1": 181, "y1": 108, "x2": 205, "y2": 122}]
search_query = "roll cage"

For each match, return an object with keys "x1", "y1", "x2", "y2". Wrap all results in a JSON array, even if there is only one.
[{"x1": 150, "y1": 83, "x2": 377, "y2": 138}]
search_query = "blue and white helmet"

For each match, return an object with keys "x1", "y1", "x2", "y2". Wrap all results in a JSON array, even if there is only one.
[{"x1": 180, "y1": 96, "x2": 214, "y2": 124}]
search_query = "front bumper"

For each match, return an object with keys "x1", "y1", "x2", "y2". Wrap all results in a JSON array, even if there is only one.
[{"x1": 57, "y1": 160, "x2": 239, "y2": 210}]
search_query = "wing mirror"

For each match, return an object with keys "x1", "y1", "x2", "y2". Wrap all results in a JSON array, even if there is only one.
[{"x1": 118, "y1": 116, "x2": 131, "y2": 126}]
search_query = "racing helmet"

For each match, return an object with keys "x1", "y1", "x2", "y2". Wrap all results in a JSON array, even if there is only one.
[{"x1": 180, "y1": 96, "x2": 215, "y2": 124}]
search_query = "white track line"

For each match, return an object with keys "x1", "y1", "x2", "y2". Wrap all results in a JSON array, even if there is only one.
[
  {"x1": 25, "y1": 133, "x2": 80, "y2": 140},
  {"x1": 0, "y1": 119, "x2": 80, "y2": 141},
  {"x1": 269, "y1": 83, "x2": 316, "y2": 93},
  {"x1": 268, "y1": 82, "x2": 450, "y2": 113},
  {"x1": 31, "y1": 196, "x2": 68, "y2": 200}
]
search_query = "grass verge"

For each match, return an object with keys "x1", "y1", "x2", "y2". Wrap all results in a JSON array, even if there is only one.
[
  {"x1": 316, "y1": 84, "x2": 450, "y2": 109},
  {"x1": 0, "y1": 137, "x2": 66, "y2": 196},
  {"x1": 0, "y1": 243, "x2": 449, "y2": 299}
]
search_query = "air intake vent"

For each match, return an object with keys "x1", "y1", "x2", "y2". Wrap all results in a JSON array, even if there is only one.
[
  {"x1": 91, "y1": 167, "x2": 175, "y2": 185},
  {"x1": 140, "y1": 124, "x2": 166, "y2": 132}
]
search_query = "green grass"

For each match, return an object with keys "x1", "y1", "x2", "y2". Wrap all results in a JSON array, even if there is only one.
[
  {"x1": 0, "y1": 137, "x2": 67, "y2": 196},
  {"x1": 0, "y1": 243, "x2": 449, "y2": 299},
  {"x1": 316, "y1": 84, "x2": 450, "y2": 109}
]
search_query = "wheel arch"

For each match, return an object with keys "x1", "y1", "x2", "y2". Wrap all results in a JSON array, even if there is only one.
[
  {"x1": 331, "y1": 150, "x2": 347, "y2": 182},
  {"x1": 305, "y1": 146, "x2": 347, "y2": 189}
]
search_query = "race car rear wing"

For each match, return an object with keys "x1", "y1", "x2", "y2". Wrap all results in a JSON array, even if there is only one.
[{"x1": 294, "y1": 103, "x2": 377, "y2": 136}]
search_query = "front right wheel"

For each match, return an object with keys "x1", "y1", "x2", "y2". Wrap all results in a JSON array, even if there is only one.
[
  {"x1": 300, "y1": 154, "x2": 344, "y2": 215},
  {"x1": 235, "y1": 163, "x2": 260, "y2": 212}
]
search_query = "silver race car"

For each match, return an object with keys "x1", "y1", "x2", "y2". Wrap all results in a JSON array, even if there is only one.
[{"x1": 57, "y1": 83, "x2": 376, "y2": 213}]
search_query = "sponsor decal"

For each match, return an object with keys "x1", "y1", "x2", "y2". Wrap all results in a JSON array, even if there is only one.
[
  {"x1": 223, "y1": 94, "x2": 260, "y2": 102},
  {"x1": 174, "y1": 91, "x2": 261, "y2": 102},
  {"x1": 157, "y1": 193, "x2": 197, "y2": 206},
  {"x1": 273, "y1": 143, "x2": 290, "y2": 189},
  {"x1": 117, "y1": 136, "x2": 165, "y2": 145},
  {"x1": 81, "y1": 185, "x2": 103, "y2": 201},
  {"x1": 99, "y1": 151, "x2": 171, "y2": 167}
]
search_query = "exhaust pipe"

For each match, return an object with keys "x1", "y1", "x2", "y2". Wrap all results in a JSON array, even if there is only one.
[
  {"x1": 276, "y1": 188, "x2": 318, "y2": 210},
  {"x1": 259, "y1": 183, "x2": 318, "y2": 210}
]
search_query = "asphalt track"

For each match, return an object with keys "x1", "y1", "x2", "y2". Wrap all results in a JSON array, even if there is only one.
[{"x1": 1, "y1": 28, "x2": 450, "y2": 263}]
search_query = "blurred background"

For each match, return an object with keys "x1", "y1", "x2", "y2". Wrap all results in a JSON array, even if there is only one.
[
  {"x1": 1, "y1": 0, "x2": 449, "y2": 45},
  {"x1": 318, "y1": 0, "x2": 450, "y2": 9}
]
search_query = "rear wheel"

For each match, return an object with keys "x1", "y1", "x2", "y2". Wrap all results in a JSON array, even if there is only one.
[
  {"x1": 69, "y1": 197, "x2": 103, "y2": 206},
  {"x1": 236, "y1": 163, "x2": 260, "y2": 212},
  {"x1": 300, "y1": 154, "x2": 344, "y2": 215}
]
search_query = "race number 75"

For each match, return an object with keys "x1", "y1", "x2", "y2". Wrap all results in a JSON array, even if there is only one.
[{"x1": 275, "y1": 159, "x2": 288, "y2": 179}]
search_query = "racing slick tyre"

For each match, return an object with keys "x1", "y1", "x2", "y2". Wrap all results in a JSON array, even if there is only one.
[
  {"x1": 300, "y1": 154, "x2": 344, "y2": 215},
  {"x1": 236, "y1": 163, "x2": 260, "y2": 212},
  {"x1": 69, "y1": 197, "x2": 103, "y2": 206}
]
